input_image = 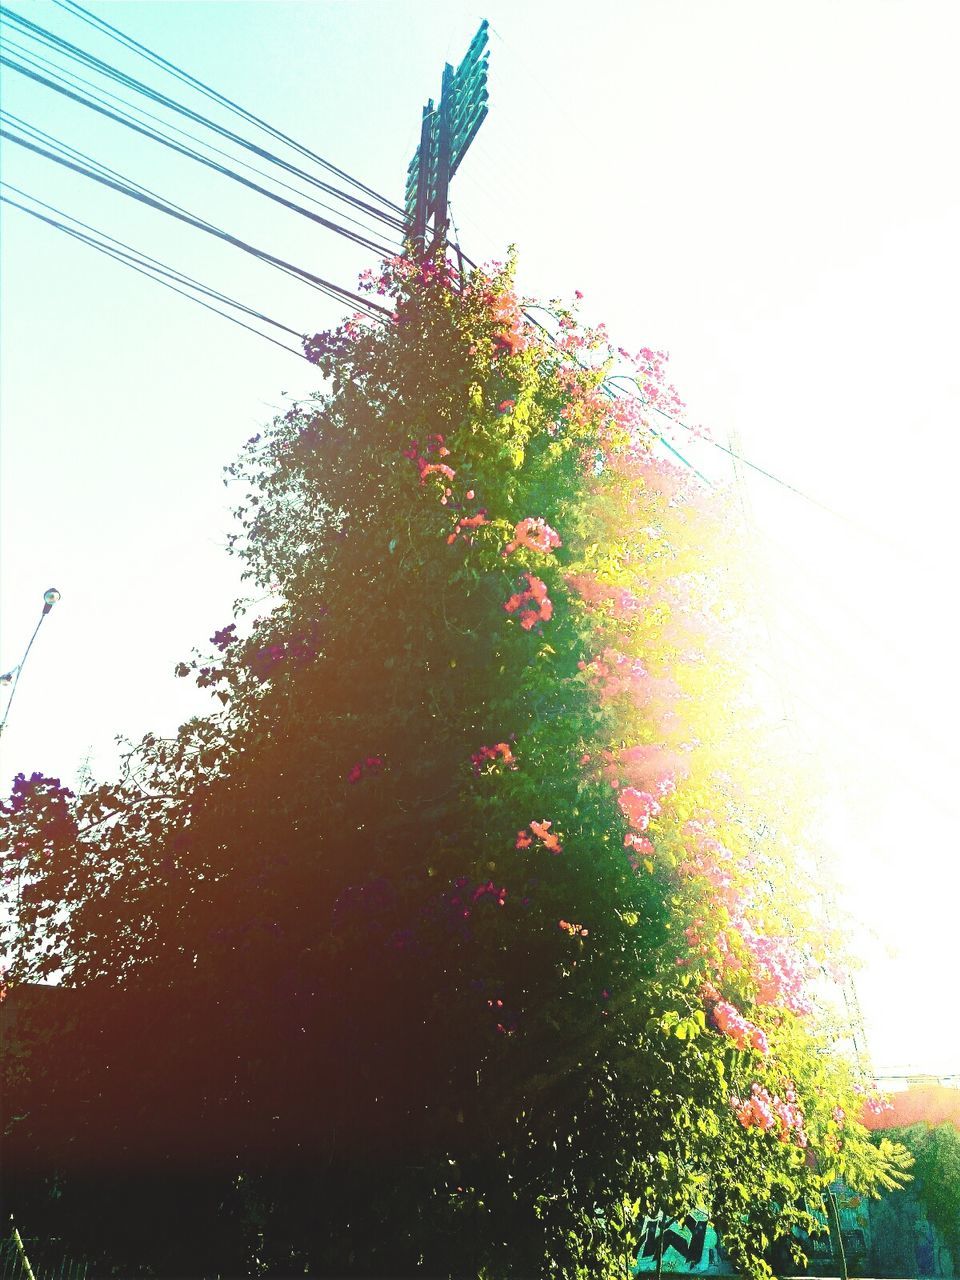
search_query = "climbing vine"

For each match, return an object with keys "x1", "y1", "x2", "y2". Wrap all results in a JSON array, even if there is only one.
[{"x1": 1, "y1": 251, "x2": 909, "y2": 1278}]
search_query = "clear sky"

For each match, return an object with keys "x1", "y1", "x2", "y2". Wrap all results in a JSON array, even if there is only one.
[{"x1": 1, "y1": 0, "x2": 958, "y2": 1077}]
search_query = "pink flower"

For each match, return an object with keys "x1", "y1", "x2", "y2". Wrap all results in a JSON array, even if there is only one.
[
  {"x1": 558, "y1": 919, "x2": 588, "y2": 937},
  {"x1": 448, "y1": 509, "x2": 489, "y2": 545},
  {"x1": 471, "y1": 742, "x2": 517, "y2": 774},
  {"x1": 419, "y1": 462, "x2": 456, "y2": 485},
  {"x1": 530, "y1": 819, "x2": 562, "y2": 854},
  {"x1": 517, "y1": 819, "x2": 562, "y2": 855},
  {"x1": 617, "y1": 788, "x2": 661, "y2": 832},
  {"x1": 731, "y1": 1083, "x2": 804, "y2": 1144},
  {"x1": 472, "y1": 880, "x2": 508, "y2": 906},
  {"x1": 624, "y1": 832, "x2": 654, "y2": 854},
  {"x1": 503, "y1": 517, "x2": 562, "y2": 558},
  {"x1": 503, "y1": 573, "x2": 553, "y2": 629},
  {"x1": 711, "y1": 1000, "x2": 769, "y2": 1055}
]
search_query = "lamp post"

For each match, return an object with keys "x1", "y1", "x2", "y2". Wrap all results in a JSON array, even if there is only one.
[{"x1": 0, "y1": 587, "x2": 61, "y2": 737}]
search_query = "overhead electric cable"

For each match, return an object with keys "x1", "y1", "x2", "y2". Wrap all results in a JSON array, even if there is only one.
[
  {"x1": 0, "y1": 111, "x2": 382, "y2": 310},
  {"x1": 452, "y1": 252, "x2": 914, "y2": 543},
  {"x1": 1, "y1": 56, "x2": 400, "y2": 258},
  {"x1": 1, "y1": 126, "x2": 393, "y2": 320},
  {"x1": 606, "y1": 374, "x2": 923, "y2": 558},
  {"x1": 48, "y1": 0, "x2": 405, "y2": 216},
  {"x1": 453, "y1": 253, "x2": 715, "y2": 486},
  {"x1": 449, "y1": 238, "x2": 715, "y2": 487},
  {"x1": 1, "y1": 193, "x2": 308, "y2": 360},
  {"x1": 0, "y1": 34, "x2": 404, "y2": 244},
  {"x1": 605, "y1": 375, "x2": 839, "y2": 508},
  {"x1": 0, "y1": 6, "x2": 407, "y2": 230},
  {"x1": 0, "y1": 107, "x2": 211, "y2": 225},
  {"x1": 0, "y1": 114, "x2": 391, "y2": 320},
  {"x1": 453, "y1": 214, "x2": 914, "y2": 549},
  {"x1": 1, "y1": 181, "x2": 305, "y2": 339}
]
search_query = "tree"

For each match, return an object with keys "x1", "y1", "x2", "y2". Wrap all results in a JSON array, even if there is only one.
[
  {"x1": 880, "y1": 1124, "x2": 960, "y2": 1263},
  {"x1": 1, "y1": 252, "x2": 908, "y2": 1278}
]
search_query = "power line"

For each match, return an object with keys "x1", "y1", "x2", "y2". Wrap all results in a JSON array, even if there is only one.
[
  {"x1": 605, "y1": 375, "x2": 848, "y2": 513},
  {"x1": 446, "y1": 31, "x2": 923, "y2": 549},
  {"x1": 455, "y1": 244, "x2": 715, "y2": 487},
  {"x1": 1, "y1": 109, "x2": 386, "y2": 315},
  {"x1": 0, "y1": 32, "x2": 404, "y2": 246},
  {"x1": 5, "y1": 0, "x2": 911, "y2": 547},
  {"x1": 1, "y1": 2, "x2": 891, "y2": 533},
  {"x1": 1, "y1": 55, "x2": 401, "y2": 259},
  {"x1": 1, "y1": 192, "x2": 309, "y2": 360},
  {"x1": 456, "y1": 248, "x2": 918, "y2": 548},
  {"x1": 1, "y1": 180, "x2": 306, "y2": 340},
  {"x1": 48, "y1": 0, "x2": 405, "y2": 217},
  {"x1": 1, "y1": 107, "x2": 214, "y2": 226},
  {"x1": 0, "y1": 5, "x2": 408, "y2": 231},
  {"x1": 1, "y1": 125, "x2": 393, "y2": 320}
]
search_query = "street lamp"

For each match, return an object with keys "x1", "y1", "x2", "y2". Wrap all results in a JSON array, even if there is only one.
[{"x1": 0, "y1": 587, "x2": 63, "y2": 736}]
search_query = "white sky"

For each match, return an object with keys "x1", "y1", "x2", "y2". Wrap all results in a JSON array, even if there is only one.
[{"x1": 1, "y1": 0, "x2": 958, "y2": 1076}]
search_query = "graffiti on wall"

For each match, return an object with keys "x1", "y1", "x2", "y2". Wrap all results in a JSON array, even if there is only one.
[{"x1": 633, "y1": 1211, "x2": 729, "y2": 1274}]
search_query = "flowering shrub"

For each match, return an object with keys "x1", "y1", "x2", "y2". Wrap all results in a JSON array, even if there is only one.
[{"x1": 0, "y1": 250, "x2": 909, "y2": 1279}]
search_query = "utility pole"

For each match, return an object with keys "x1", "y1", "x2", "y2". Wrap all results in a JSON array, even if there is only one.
[{"x1": 404, "y1": 20, "x2": 490, "y2": 257}]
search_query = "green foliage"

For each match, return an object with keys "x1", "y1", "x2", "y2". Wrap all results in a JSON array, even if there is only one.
[
  {"x1": 882, "y1": 1124, "x2": 960, "y2": 1258},
  {"x1": 0, "y1": 251, "x2": 909, "y2": 1278}
]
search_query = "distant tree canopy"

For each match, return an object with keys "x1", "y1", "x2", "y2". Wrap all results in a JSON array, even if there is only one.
[
  {"x1": 1, "y1": 253, "x2": 909, "y2": 1279},
  {"x1": 880, "y1": 1124, "x2": 960, "y2": 1262}
]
